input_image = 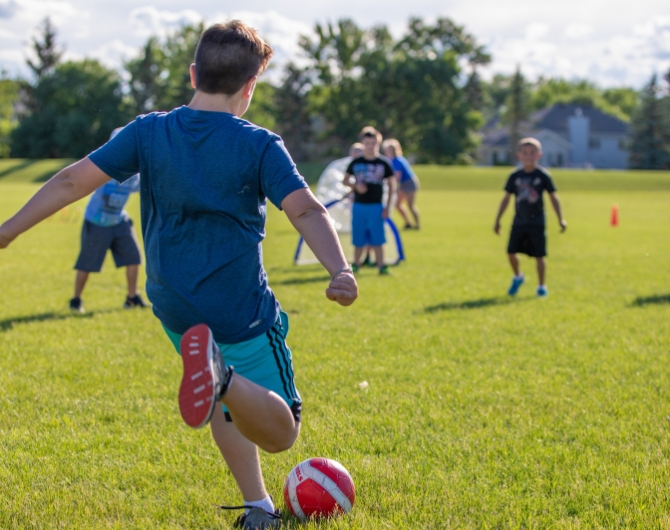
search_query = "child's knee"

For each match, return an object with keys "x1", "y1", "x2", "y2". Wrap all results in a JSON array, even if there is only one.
[{"x1": 261, "y1": 424, "x2": 300, "y2": 453}]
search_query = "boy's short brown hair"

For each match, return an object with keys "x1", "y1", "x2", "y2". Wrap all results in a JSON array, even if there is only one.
[
  {"x1": 359, "y1": 126, "x2": 382, "y2": 145},
  {"x1": 517, "y1": 137, "x2": 542, "y2": 152},
  {"x1": 194, "y1": 20, "x2": 273, "y2": 95}
]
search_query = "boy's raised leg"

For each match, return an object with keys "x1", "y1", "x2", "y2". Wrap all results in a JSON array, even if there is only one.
[
  {"x1": 179, "y1": 324, "x2": 298, "y2": 453},
  {"x1": 223, "y1": 376, "x2": 300, "y2": 454}
]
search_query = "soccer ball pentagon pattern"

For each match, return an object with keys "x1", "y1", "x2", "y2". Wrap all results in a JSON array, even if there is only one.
[{"x1": 283, "y1": 457, "x2": 356, "y2": 520}]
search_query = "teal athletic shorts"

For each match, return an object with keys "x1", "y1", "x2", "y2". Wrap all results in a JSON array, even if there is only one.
[{"x1": 163, "y1": 311, "x2": 302, "y2": 422}]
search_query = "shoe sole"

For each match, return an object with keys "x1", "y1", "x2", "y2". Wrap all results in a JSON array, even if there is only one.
[{"x1": 179, "y1": 324, "x2": 218, "y2": 429}]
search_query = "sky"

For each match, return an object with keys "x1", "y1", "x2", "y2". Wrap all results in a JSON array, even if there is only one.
[{"x1": 0, "y1": 0, "x2": 668, "y2": 88}]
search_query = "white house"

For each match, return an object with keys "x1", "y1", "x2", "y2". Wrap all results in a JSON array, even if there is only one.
[{"x1": 478, "y1": 104, "x2": 629, "y2": 169}]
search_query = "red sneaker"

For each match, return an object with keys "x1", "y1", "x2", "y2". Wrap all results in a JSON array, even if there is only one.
[{"x1": 178, "y1": 324, "x2": 232, "y2": 428}]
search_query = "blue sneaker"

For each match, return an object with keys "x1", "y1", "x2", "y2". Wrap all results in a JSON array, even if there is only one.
[
  {"x1": 507, "y1": 275, "x2": 525, "y2": 296},
  {"x1": 536, "y1": 285, "x2": 548, "y2": 297}
]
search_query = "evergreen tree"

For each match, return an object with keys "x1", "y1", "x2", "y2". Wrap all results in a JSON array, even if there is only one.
[
  {"x1": 11, "y1": 60, "x2": 130, "y2": 158},
  {"x1": 26, "y1": 17, "x2": 64, "y2": 80},
  {"x1": 0, "y1": 75, "x2": 19, "y2": 158},
  {"x1": 628, "y1": 74, "x2": 670, "y2": 170},
  {"x1": 506, "y1": 65, "x2": 529, "y2": 160},
  {"x1": 273, "y1": 64, "x2": 314, "y2": 161},
  {"x1": 125, "y1": 37, "x2": 164, "y2": 115}
]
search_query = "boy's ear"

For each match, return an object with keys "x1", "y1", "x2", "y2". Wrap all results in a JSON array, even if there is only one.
[
  {"x1": 243, "y1": 75, "x2": 258, "y2": 100},
  {"x1": 189, "y1": 63, "x2": 197, "y2": 89}
]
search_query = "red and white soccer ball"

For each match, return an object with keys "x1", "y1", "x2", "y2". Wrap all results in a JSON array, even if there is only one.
[{"x1": 283, "y1": 457, "x2": 356, "y2": 520}]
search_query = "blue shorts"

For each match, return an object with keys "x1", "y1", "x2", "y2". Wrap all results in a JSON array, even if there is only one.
[
  {"x1": 163, "y1": 311, "x2": 302, "y2": 422},
  {"x1": 352, "y1": 202, "x2": 386, "y2": 247}
]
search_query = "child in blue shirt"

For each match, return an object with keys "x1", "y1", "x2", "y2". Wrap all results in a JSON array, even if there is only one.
[
  {"x1": 70, "y1": 128, "x2": 145, "y2": 313},
  {"x1": 382, "y1": 138, "x2": 420, "y2": 230},
  {"x1": 0, "y1": 21, "x2": 358, "y2": 530}
]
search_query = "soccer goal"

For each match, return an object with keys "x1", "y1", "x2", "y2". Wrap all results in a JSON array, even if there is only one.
[{"x1": 293, "y1": 157, "x2": 405, "y2": 266}]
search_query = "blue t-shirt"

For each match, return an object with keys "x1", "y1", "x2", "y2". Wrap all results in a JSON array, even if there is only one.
[
  {"x1": 88, "y1": 106, "x2": 308, "y2": 344},
  {"x1": 84, "y1": 175, "x2": 140, "y2": 227},
  {"x1": 391, "y1": 156, "x2": 416, "y2": 183}
]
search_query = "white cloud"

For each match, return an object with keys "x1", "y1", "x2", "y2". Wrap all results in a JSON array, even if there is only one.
[
  {"x1": 525, "y1": 22, "x2": 549, "y2": 41},
  {"x1": 129, "y1": 6, "x2": 202, "y2": 38},
  {"x1": 564, "y1": 24, "x2": 593, "y2": 40},
  {"x1": 480, "y1": 14, "x2": 670, "y2": 87},
  {"x1": 87, "y1": 39, "x2": 138, "y2": 73}
]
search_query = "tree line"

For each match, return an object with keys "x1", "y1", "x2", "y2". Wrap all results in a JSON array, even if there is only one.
[{"x1": 0, "y1": 17, "x2": 668, "y2": 168}]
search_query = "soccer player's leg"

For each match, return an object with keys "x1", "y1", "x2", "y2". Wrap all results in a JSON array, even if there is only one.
[
  {"x1": 72, "y1": 220, "x2": 113, "y2": 311},
  {"x1": 351, "y1": 202, "x2": 367, "y2": 271},
  {"x1": 110, "y1": 219, "x2": 146, "y2": 308},
  {"x1": 163, "y1": 313, "x2": 301, "y2": 453},
  {"x1": 530, "y1": 227, "x2": 548, "y2": 296},
  {"x1": 367, "y1": 204, "x2": 387, "y2": 274},
  {"x1": 506, "y1": 226, "x2": 525, "y2": 295}
]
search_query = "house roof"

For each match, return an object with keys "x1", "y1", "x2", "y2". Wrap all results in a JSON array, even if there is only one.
[
  {"x1": 532, "y1": 103, "x2": 628, "y2": 134},
  {"x1": 480, "y1": 103, "x2": 628, "y2": 148}
]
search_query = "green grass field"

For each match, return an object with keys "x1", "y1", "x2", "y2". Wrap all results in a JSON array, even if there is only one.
[{"x1": 1, "y1": 163, "x2": 670, "y2": 529}]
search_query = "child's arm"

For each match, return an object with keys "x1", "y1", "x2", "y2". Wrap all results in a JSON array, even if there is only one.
[
  {"x1": 549, "y1": 192, "x2": 567, "y2": 232},
  {"x1": 282, "y1": 188, "x2": 358, "y2": 306},
  {"x1": 383, "y1": 176, "x2": 396, "y2": 219},
  {"x1": 494, "y1": 192, "x2": 511, "y2": 235},
  {"x1": 0, "y1": 158, "x2": 111, "y2": 248}
]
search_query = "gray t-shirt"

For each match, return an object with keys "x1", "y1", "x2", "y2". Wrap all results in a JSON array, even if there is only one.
[{"x1": 88, "y1": 106, "x2": 308, "y2": 343}]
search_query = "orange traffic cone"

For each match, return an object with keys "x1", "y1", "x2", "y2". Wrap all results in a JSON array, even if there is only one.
[{"x1": 610, "y1": 203, "x2": 619, "y2": 227}]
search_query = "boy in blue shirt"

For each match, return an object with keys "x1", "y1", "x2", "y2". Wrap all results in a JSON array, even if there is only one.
[
  {"x1": 71, "y1": 128, "x2": 146, "y2": 313},
  {"x1": 0, "y1": 21, "x2": 358, "y2": 529}
]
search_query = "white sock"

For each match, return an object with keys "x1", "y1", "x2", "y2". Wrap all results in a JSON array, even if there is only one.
[
  {"x1": 244, "y1": 495, "x2": 274, "y2": 515},
  {"x1": 515, "y1": 273, "x2": 524, "y2": 279},
  {"x1": 539, "y1": 284, "x2": 546, "y2": 289}
]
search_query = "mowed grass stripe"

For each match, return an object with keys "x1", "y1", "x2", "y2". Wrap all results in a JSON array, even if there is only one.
[{"x1": 1, "y1": 170, "x2": 669, "y2": 528}]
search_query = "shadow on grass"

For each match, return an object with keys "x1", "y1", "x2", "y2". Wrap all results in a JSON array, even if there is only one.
[
  {"x1": 0, "y1": 308, "x2": 118, "y2": 332},
  {"x1": 630, "y1": 294, "x2": 670, "y2": 307},
  {"x1": 276, "y1": 275, "x2": 331, "y2": 286},
  {"x1": 0, "y1": 159, "x2": 37, "y2": 179},
  {"x1": 423, "y1": 296, "x2": 520, "y2": 313}
]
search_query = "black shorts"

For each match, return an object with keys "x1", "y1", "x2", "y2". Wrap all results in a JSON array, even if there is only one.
[
  {"x1": 74, "y1": 219, "x2": 142, "y2": 272},
  {"x1": 507, "y1": 225, "x2": 546, "y2": 257}
]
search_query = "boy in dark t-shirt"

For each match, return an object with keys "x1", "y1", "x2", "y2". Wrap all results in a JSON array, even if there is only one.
[
  {"x1": 344, "y1": 126, "x2": 396, "y2": 275},
  {"x1": 0, "y1": 21, "x2": 358, "y2": 530},
  {"x1": 494, "y1": 137, "x2": 567, "y2": 297}
]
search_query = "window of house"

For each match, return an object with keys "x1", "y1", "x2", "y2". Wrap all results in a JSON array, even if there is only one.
[{"x1": 589, "y1": 138, "x2": 601, "y2": 149}]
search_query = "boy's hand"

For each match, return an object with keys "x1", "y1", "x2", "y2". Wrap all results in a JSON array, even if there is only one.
[
  {"x1": 326, "y1": 270, "x2": 358, "y2": 306},
  {"x1": 355, "y1": 182, "x2": 367, "y2": 194},
  {"x1": 559, "y1": 219, "x2": 567, "y2": 232},
  {"x1": 494, "y1": 220, "x2": 501, "y2": 235},
  {"x1": 382, "y1": 207, "x2": 389, "y2": 219}
]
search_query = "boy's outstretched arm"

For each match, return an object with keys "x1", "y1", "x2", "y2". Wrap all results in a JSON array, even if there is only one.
[
  {"x1": 494, "y1": 193, "x2": 511, "y2": 235},
  {"x1": 549, "y1": 192, "x2": 567, "y2": 232},
  {"x1": 281, "y1": 188, "x2": 358, "y2": 306},
  {"x1": 0, "y1": 158, "x2": 111, "y2": 249}
]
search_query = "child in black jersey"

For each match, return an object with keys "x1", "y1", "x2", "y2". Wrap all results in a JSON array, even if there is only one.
[
  {"x1": 343, "y1": 126, "x2": 396, "y2": 275},
  {"x1": 494, "y1": 137, "x2": 567, "y2": 297}
]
